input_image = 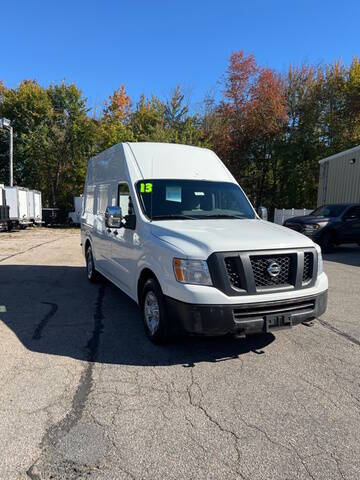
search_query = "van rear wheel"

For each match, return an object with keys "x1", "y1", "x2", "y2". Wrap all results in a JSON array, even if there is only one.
[
  {"x1": 142, "y1": 278, "x2": 170, "y2": 344},
  {"x1": 86, "y1": 246, "x2": 101, "y2": 283}
]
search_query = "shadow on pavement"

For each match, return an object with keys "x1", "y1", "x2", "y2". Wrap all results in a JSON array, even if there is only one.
[
  {"x1": 323, "y1": 244, "x2": 360, "y2": 268},
  {"x1": 0, "y1": 265, "x2": 275, "y2": 367}
]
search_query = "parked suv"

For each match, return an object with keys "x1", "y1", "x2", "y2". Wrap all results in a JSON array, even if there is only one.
[
  {"x1": 81, "y1": 143, "x2": 328, "y2": 343},
  {"x1": 284, "y1": 204, "x2": 360, "y2": 252}
]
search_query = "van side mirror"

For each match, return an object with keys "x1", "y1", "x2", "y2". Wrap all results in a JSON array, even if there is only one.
[
  {"x1": 105, "y1": 206, "x2": 122, "y2": 228},
  {"x1": 258, "y1": 206, "x2": 268, "y2": 221}
]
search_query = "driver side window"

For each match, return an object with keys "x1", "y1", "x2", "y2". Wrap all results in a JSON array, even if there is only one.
[{"x1": 118, "y1": 183, "x2": 134, "y2": 216}]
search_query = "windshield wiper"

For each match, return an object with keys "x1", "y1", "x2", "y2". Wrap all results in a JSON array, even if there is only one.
[{"x1": 151, "y1": 214, "x2": 196, "y2": 220}]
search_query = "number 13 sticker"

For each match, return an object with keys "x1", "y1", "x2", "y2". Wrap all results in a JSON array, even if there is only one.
[{"x1": 140, "y1": 183, "x2": 153, "y2": 193}]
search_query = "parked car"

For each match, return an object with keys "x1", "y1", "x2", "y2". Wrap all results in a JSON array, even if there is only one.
[
  {"x1": 81, "y1": 142, "x2": 328, "y2": 343},
  {"x1": 284, "y1": 204, "x2": 360, "y2": 252}
]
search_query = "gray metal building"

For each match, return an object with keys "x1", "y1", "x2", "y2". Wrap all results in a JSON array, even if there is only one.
[{"x1": 317, "y1": 145, "x2": 360, "y2": 206}]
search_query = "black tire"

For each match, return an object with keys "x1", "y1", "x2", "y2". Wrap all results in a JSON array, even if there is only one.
[
  {"x1": 321, "y1": 231, "x2": 335, "y2": 253},
  {"x1": 141, "y1": 278, "x2": 171, "y2": 344},
  {"x1": 85, "y1": 245, "x2": 101, "y2": 283}
]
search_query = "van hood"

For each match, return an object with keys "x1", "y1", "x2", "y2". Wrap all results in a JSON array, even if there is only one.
[{"x1": 150, "y1": 219, "x2": 314, "y2": 258}]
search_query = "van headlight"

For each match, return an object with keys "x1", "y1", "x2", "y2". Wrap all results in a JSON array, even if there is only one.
[{"x1": 173, "y1": 258, "x2": 213, "y2": 286}]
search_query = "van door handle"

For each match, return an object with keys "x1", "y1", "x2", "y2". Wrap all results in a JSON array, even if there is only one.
[{"x1": 113, "y1": 230, "x2": 118, "y2": 236}]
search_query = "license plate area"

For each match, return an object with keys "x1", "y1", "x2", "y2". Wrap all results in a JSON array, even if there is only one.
[{"x1": 266, "y1": 314, "x2": 292, "y2": 330}]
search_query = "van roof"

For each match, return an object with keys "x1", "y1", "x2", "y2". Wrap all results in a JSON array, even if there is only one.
[{"x1": 124, "y1": 142, "x2": 235, "y2": 182}]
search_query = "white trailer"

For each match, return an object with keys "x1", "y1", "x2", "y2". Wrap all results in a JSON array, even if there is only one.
[
  {"x1": 0, "y1": 184, "x2": 5, "y2": 207},
  {"x1": 28, "y1": 190, "x2": 35, "y2": 222},
  {"x1": 68, "y1": 195, "x2": 83, "y2": 225},
  {"x1": 5, "y1": 186, "x2": 32, "y2": 228},
  {"x1": 0, "y1": 184, "x2": 10, "y2": 230},
  {"x1": 26, "y1": 189, "x2": 42, "y2": 225},
  {"x1": 33, "y1": 190, "x2": 42, "y2": 224}
]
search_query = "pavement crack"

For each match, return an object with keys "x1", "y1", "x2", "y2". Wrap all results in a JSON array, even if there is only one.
[
  {"x1": 234, "y1": 407, "x2": 318, "y2": 480},
  {"x1": 288, "y1": 443, "x2": 316, "y2": 480},
  {"x1": 27, "y1": 284, "x2": 105, "y2": 476},
  {"x1": 186, "y1": 368, "x2": 248, "y2": 479},
  {"x1": 318, "y1": 318, "x2": 360, "y2": 347},
  {"x1": 32, "y1": 302, "x2": 58, "y2": 340}
]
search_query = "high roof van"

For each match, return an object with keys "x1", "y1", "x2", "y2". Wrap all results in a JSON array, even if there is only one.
[{"x1": 81, "y1": 142, "x2": 328, "y2": 343}]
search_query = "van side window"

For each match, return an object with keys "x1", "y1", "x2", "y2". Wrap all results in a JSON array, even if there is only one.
[
  {"x1": 85, "y1": 186, "x2": 95, "y2": 213},
  {"x1": 118, "y1": 183, "x2": 134, "y2": 216},
  {"x1": 97, "y1": 184, "x2": 109, "y2": 214}
]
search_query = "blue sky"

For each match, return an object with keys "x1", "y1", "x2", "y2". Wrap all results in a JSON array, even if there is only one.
[{"x1": 2, "y1": 0, "x2": 359, "y2": 113}]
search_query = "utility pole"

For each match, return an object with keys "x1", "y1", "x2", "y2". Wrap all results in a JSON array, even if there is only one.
[
  {"x1": 9, "y1": 124, "x2": 13, "y2": 187},
  {"x1": 0, "y1": 118, "x2": 13, "y2": 186}
]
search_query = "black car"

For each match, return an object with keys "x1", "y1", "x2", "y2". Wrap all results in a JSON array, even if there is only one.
[{"x1": 284, "y1": 204, "x2": 360, "y2": 252}]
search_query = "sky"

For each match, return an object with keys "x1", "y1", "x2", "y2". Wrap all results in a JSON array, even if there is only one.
[{"x1": 2, "y1": 0, "x2": 360, "y2": 113}]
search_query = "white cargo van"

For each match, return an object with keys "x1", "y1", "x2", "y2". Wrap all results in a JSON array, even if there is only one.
[{"x1": 81, "y1": 143, "x2": 328, "y2": 343}]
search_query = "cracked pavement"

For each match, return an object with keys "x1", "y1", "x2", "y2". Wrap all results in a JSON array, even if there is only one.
[{"x1": 0, "y1": 228, "x2": 359, "y2": 479}]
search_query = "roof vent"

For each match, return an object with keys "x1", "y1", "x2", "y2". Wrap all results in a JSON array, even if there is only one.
[{"x1": 350, "y1": 158, "x2": 356, "y2": 165}]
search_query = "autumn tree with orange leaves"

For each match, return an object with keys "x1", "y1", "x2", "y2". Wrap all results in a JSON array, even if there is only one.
[
  {"x1": 210, "y1": 51, "x2": 287, "y2": 208},
  {"x1": 98, "y1": 84, "x2": 134, "y2": 149}
]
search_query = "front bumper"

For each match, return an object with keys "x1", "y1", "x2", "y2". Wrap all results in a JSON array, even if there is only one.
[{"x1": 165, "y1": 290, "x2": 328, "y2": 336}]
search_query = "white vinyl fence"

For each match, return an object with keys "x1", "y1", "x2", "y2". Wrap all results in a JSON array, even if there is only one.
[{"x1": 274, "y1": 208, "x2": 314, "y2": 225}]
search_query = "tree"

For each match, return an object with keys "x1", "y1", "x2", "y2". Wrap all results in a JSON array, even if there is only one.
[
  {"x1": 210, "y1": 51, "x2": 287, "y2": 208},
  {"x1": 98, "y1": 84, "x2": 133, "y2": 150},
  {"x1": 0, "y1": 81, "x2": 99, "y2": 211}
]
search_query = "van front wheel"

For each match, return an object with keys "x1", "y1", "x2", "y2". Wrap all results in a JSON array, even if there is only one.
[
  {"x1": 142, "y1": 279, "x2": 170, "y2": 344},
  {"x1": 86, "y1": 246, "x2": 101, "y2": 283}
]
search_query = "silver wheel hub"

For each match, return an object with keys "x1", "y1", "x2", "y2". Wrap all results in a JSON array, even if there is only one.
[{"x1": 144, "y1": 291, "x2": 160, "y2": 335}]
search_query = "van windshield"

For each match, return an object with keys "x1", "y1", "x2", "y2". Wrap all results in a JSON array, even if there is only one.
[{"x1": 136, "y1": 179, "x2": 255, "y2": 220}]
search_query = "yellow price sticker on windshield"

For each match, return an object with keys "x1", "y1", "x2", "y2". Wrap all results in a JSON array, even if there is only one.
[{"x1": 140, "y1": 182, "x2": 153, "y2": 193}]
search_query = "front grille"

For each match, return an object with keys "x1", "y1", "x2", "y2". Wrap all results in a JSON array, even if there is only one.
[
  {"x1": 233, "y1": 298, "x2": 315, "y2": 320},
  {"x1": 208, "y1": 248, "x2": 316, "y2": 296},
  {"x1": 250, "y1": 255, "x2": 292, "y2": 288},
  {"x1": 224, "y1": 257, "x2": 242, "y2": 289},
  {"x1": 303, "y1": 252, "x2": 313, "y2": 283}
]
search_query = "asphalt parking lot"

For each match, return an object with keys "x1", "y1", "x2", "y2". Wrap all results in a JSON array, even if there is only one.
[{"x1": 0, "y1": 228, "x2": 359, "y2": 480}]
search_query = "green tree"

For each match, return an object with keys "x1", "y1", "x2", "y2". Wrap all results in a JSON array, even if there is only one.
[{"x1": 0, "y1": 81, "x2": 99, "y2": 211}]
